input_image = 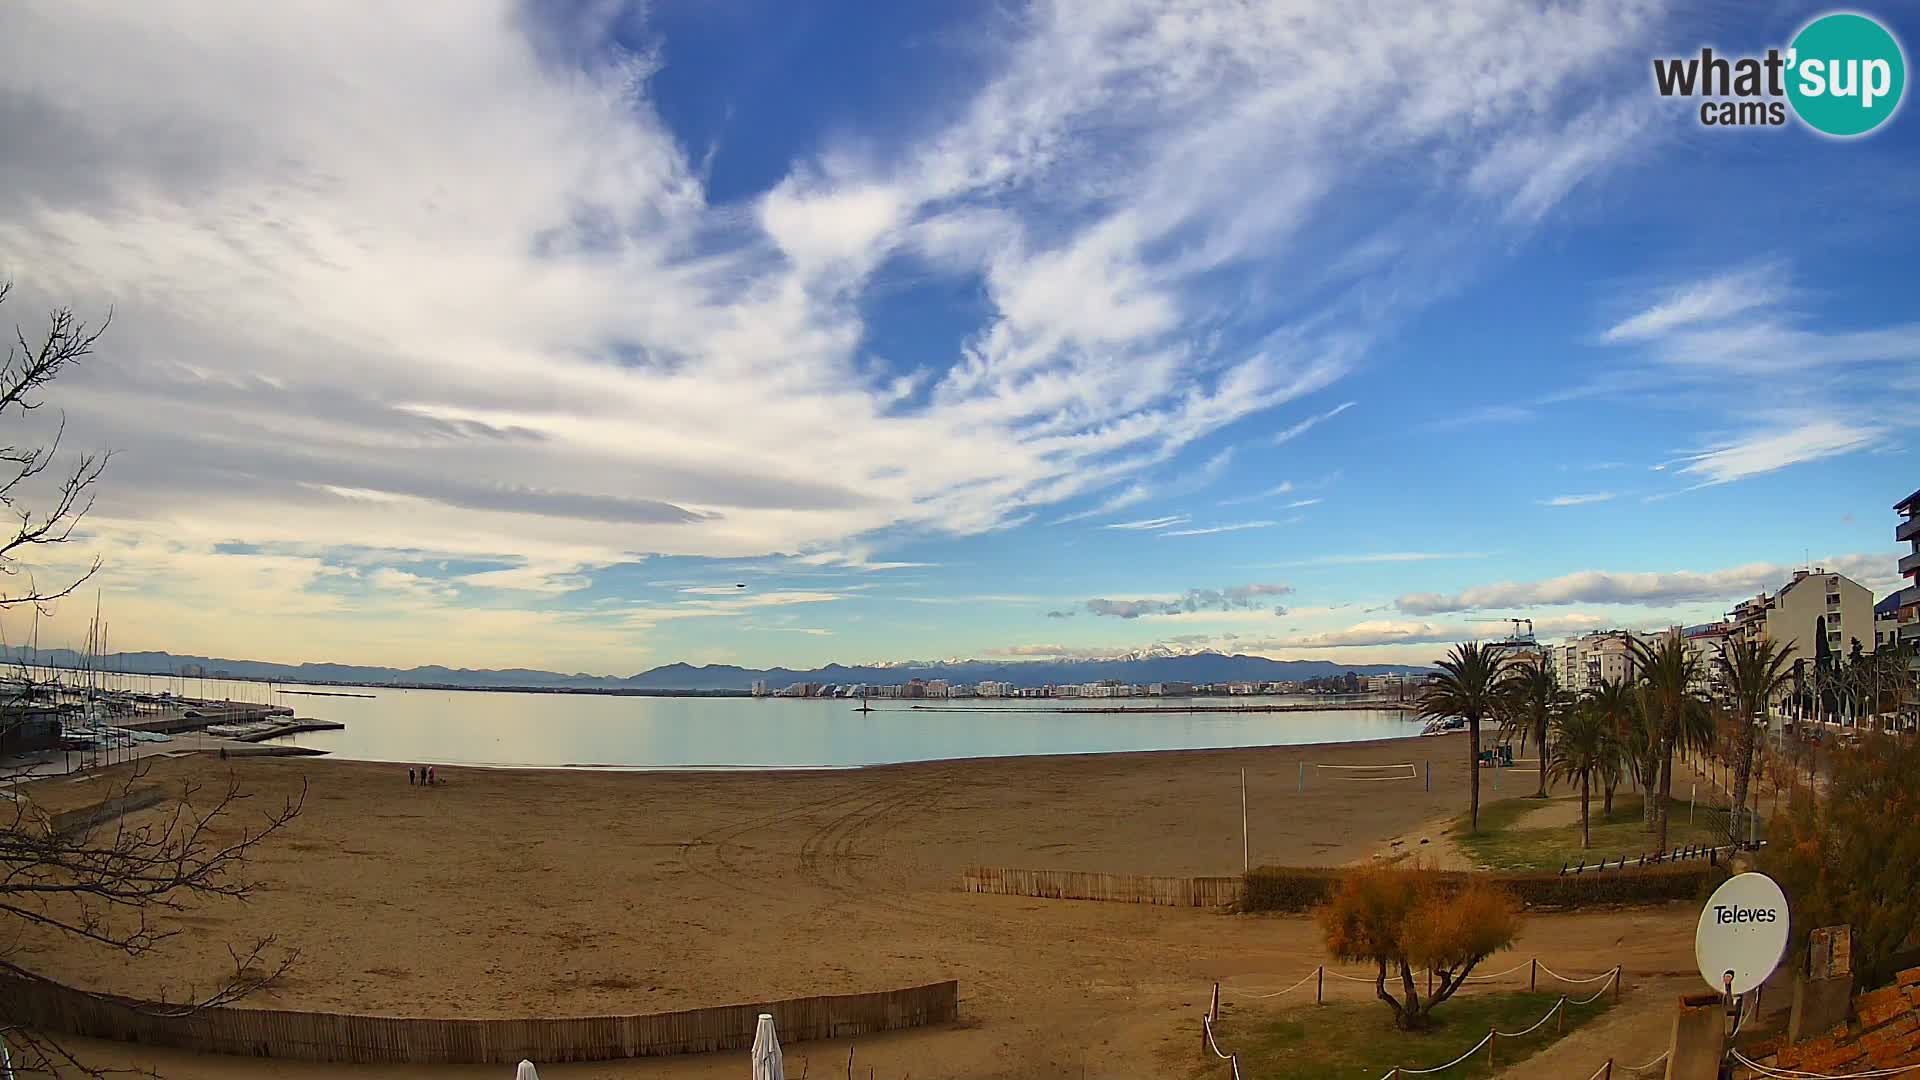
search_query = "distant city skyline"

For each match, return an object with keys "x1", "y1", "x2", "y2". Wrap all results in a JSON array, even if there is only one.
[{"x1": 0, "y1": 2, "x2": 1914, "y2": 672}]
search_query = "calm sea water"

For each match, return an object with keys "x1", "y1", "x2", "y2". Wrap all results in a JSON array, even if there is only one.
[{"x1": 83, "y1": 672, "x2": 1423, "y2": 769}]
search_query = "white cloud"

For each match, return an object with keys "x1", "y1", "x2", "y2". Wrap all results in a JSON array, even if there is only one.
[
  {"x1": 1602, "y1": 263, "x2": 1789, "y2": 342},
  {"x1": 1159, "y1": 520, "x2": 1278, "y2": 537},
  {"x1": 1085, "y1": 583, "x2": 1293, "y2": 619},
  {"x1": 1675, "y1": 420, "x2": 1881, "y2": 485},
  {"x1": 1285, "y1": 498, "x2": 1324, "y2": 510},
  {"x1": 0, "y1": 0, "x2": 1675, "y2": 667},
  {"x1": 1538, "y1": 492, "x2": 1617, "y2": 506},
  {"x1": 1396, "y1": 554, "x2": 1898, "y2": 615},
  {"x1": 1272, "y1": 401, "x2": 1356, "y2": 446},
  {"x1": 1218, "y1": 480, "x2": 1295, "y2": 507},
  {"x1": 1105, "y1": 514, "x2": 1190, "y2": 531}
]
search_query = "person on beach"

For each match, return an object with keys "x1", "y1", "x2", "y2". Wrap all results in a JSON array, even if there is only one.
[{"x1": 408, "y1": 767, "x2": 415, "y2": 786}]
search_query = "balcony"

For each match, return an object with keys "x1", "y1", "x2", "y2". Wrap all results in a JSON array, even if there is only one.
[
  {"x1": 1901, "y1": 549, "x2": 1920, "y2": 576},
  {"x1": 1899, "y1": 515, "x2": 1920, "y2": 544}
]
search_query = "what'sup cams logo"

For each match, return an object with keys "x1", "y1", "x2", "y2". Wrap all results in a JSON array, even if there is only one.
[{"x1": 1653, "y1": 11, "x2": 1906, "y2": 136}]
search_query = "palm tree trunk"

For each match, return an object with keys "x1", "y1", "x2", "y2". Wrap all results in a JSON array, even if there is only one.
[
  {"x1": 1468, "y1": 710, "x2": 1481, "y2": 833},
  {"x1": 1537, "y1": 718, "x2": 1548, "y2": 797},
  {"x1": 1656, "y1": 734, "x2": 1673, "y2": 851},
  {"x1": 1728, "y1": 710, "x2": 1755, "y2": 847},
  {"x1": 1581, "y1": 774, "x2": 1591, "y2": 849},
  {"x1": 1603, "y1": 777, "x2": 1616, "y2": 819}
]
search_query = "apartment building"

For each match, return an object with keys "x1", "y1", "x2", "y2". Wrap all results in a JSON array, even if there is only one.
[
  {"x1": 1727, "y1": 567, "x2": 1876, "y2": 665},
  {"x1": 1898, "y1": 488, "x2": 1920, "y2": 647},
  {"x1": 1553, "y1": 630, "x2": 1647, "y2": 692},
  {"x1": 1880, "y1": 593, "x2": 1905, "y2": 650}
]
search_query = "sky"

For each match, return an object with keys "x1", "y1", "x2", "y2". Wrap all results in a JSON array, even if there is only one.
[{"x1": 0, "y1": 0, "x2": 1915, "y2": 674}]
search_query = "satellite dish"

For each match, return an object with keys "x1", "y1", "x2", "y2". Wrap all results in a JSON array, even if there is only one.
[{"x1": 1695, "y1": 872, "x2": 1789, "y2": 996}]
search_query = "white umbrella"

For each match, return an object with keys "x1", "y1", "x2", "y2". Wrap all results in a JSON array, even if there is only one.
[
  {"x1": 515, "y1": 1061, "x2": 539, "y2": 1080},
  {"x1": 751, "y1": 1013, "x2": 785, "y2": 1080}
]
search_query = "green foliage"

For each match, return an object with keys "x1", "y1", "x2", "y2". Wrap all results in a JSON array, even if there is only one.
[
  {"x1": 1762, "y1": 732, "x2": 1920, "y2": 990},
  {"x1": 1191, "y1": 992, "x2": 1616, "y2": 1080},
  {"x1": 1316, "y1": 865, "x2": 1521, "y2": 1029},
  {"x1": 1627, "y1": 632, "x2": 1712, "y2": 848},
  {"x1": 1498, "y1": 662, "x2": 1569, "y2": 798},
  {"x1": 1713, "y1": 635, "x2": 1797, "y2": 845},
  {"x1": 1547, "y1": 703, "x2": 1615, "y2": 848},
  {"x1": 1419, "y1": 643, "x2": 1515, "y2": 834},
  {"x1": 1456, "y1": 794, "x2": 1730, "y2": 872}
]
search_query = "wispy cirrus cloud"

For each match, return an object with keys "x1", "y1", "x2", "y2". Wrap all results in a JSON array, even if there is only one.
[
  {"x1": 1672, "y1": 420, "x2": 1882, "y2": 486},
  {"x1": 1602, "y1": 262, "x2": 1789, "y2": 342},
  {"x1": 1218, "y1": 480, "x2": 1295, "y2": 507},
  {"x1": 0, "y1": 0, "x2": 1683, "y2": 669},
  {"x1": 1104, "y1": 514, "x2": 1190, "y2": 532},
  {"x1": 1538, "y1": 492, "x2": 1617, "y2": 506},
  {"x1": 1271, "y1": 401, "x2": 1356, "y2": 446},
  {"x1": 1159, "y1": 520, "x2": 1280, "y2": 537}
]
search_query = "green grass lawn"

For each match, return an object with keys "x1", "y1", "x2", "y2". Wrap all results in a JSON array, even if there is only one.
[
  {"x1": 1191, "y1": 991, "x2": 1614, "y2": 1080},
  {"x1": 1454, "y1": 794, "x2": 1732, "y2": 871}
]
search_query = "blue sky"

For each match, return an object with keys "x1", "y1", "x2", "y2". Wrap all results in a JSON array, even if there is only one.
[{"x1": 0, "y1": 1, "x2": 1914, "y2": 672}]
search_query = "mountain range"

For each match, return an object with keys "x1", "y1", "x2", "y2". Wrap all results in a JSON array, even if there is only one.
[{"x1": 1, "y1": 646, "x2": 1431, "y2": 693}]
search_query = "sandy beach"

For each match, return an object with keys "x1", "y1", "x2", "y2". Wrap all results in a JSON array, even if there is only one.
[{"x1": 16, "y1": 734, "x2": 1705, "y2": 1079}]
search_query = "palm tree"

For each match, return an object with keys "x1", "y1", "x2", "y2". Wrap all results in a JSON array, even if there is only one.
[
  {"x1": 1419, "y1": 642, "x2": 1513, "y2": 834},
  {"x1": 1548, "y1": 703, "x2": 1614, "y2": 849},
  {"x1": 1714, "y1": 636, "x2": 1794, "y2": 846},
  {"x1": 1586, "y1": 678, "x2": 1636, "y2": 818},
  {"x1": 1499, "y1": 661, "x2": 1567, "y2": 798},
  {"x1": 1628, "y1": 631, "x2": 1705, "y2": 852}
]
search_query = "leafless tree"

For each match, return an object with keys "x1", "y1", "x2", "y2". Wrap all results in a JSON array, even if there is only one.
[
  {"x1": 0, "y1": 284, "x2": 304, "y2": 1076},
  {"x1": 0, "y1": 281, "x2": 111, "y2": 616}
]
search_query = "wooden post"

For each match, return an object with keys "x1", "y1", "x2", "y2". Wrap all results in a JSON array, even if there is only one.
[
  {"x1": 1316, "y1": 966, "x2": 1324, "y2": 1004},
  {"x1": 1487, "y1": 1030, "x2": 1497, "y2": 1071},
  {"x1": 1210, "y1": 982, "x2": 1220, "y2": 1022},
  {"x1": 1557, "y1": 997, "x2": 1566, "y2": 1034},
  {"x1": 1530, "y1": 958, "x2": 1537, "y2": 992},
  {"x1": 1426, "y1": 760, "x2": 1431, "y2": 792},
  {"x1": 1241, "y1": 768, "x2": 1250, "y2": 874},
  {"x1": 1603, "y1": 1060, "x2": 1612, "y2": 1079},
  {"x1": 1298, "y1": 761, "x2": 1305, "y2": 793},
  {"x1": 1613, "y1": 967, "x2": 1622, "y2": 1003}
]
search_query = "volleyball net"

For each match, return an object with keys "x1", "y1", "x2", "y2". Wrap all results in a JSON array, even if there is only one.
[{"x1": 1313, "y1": 762, "x2": 1420, "y2": 782}]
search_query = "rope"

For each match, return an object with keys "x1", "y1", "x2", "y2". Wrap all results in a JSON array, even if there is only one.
[
  {"x1": 1202, "y1": 1015, "x2": 1231, "y2": 1060},
  {"x1": 1537, "y1": 962, "x2": 1620, "y2": 984},
  {"x1": 1731, "y1": 1049, "x2": 1920, "y2": 1078},
  {"x1": 1327, "y1": 967, "x2": 1384, "y2": 983},
  {"x1": 1493, "y1": 996, "x2": 1564, "y2": 1037},
  {"x1": 1622, "y1": 1050, "x2": 1669, "y2": 1074},
  {"x1": 1569, "y1": 970, "x2": 1621, "y2": 1005},
  {"x1": 1202, "y1": 1013, "x2": 1244, "y2": 1080},
  {"x1": 1224, "y1": 968, "x2": 1322, "y2": 999},
  {"x1": 1393, "y1": 1031, "x2": 1495, "y2": 1075},
  {"x1": 1461, "y1": 959, "x2": 1534, "y2": 982},
  {"x1": 1585, "y1": 1061, "x2": 1614, "y2": 1080}
]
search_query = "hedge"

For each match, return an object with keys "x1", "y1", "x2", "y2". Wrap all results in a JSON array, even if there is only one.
[{"x1": 1242, "y1": 862, "x2": 1722, "y2": 913}]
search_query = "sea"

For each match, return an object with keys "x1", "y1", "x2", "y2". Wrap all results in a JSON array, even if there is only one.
[{"x1": 71, "y1": 671, "x2": 1425, "y2": 770}]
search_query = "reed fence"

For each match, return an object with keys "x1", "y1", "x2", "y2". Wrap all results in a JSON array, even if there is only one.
[
  {"x1": 961, "y1": 866, "x2": 1243, "y2": 907},
  {"x1": 0, "y1": 974, "x2": 958, "y2": 1064}
]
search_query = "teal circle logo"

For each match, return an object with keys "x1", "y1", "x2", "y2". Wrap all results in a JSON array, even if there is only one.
[{"x1": 1787, "y1": 13, "x2": 1906, "y2": 136}]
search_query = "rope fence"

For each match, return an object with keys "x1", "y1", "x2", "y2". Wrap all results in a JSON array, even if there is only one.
[
  {"x1": 1220, "y1": 957, "x2": 1622, "y2": 1002},
  {"x1": 1200, "y1": 965, "x2": 1623, "y2": 1080},
  {"x1": 1731, "y1": 1050, "x2": 1920, "y2": 1078}
]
